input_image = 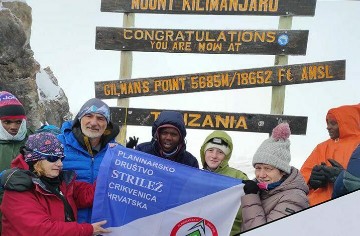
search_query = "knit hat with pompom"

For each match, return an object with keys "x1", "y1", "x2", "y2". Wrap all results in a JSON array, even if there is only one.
[{"x1": 252, "y1": 122, "x2": 291, "y2": 174}]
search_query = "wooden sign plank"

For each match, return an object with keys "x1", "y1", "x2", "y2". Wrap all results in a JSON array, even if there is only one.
[
  {"x1": 96, "y1": 27, "x2": 309, "y2": 55},
  {"x1": 95, "y1": 60, "x2": 345, "y2": 99},
  {"x1": 110, "y1": 107, "x2": 308, "y2": 134},
  {"x1": 101, "y1": 0, "x2": 317, "y2": 16}
]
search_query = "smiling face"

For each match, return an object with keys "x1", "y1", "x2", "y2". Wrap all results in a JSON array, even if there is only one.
[
  {"x1": 1, "y1": 119, "x2": 22, "y2": 136},
  {"x1": 158, "y1": 127, "x2": 181, "y2": 152},
  {"x1": 326, "y1": 119, "x2": 339, "y2": 140},
  {"x1": 80, "y1": 113, "x2": 107, "y2": 139},
  {"x1": 254, "y1": 163, "x2": 285, "y2": 184},
  {"x1": 204, "y1": 148, "x2": 226, "y2": 171}
]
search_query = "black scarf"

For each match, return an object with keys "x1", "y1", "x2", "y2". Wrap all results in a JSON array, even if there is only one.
[{"x1": 40, "y1": 175, "x2": 75, "y2": 222}]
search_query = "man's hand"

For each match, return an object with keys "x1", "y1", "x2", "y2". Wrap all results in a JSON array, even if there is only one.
[
  {"x1": 322, "y1": 159, "x2": 345, "y2": 183},
  {"x1": 309, "y1": 164, "x2": 328, "y2": 189},
  {"x1": 126, "y1": 136, "x2": 139, "y2": 149}
]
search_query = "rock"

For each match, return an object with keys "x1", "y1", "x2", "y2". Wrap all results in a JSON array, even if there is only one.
[
  {"x1": 2, "y1": 1, "x2": 32, "y2": 44},
  {"x1": 0, "y1": 1, "x2": 71, "y2": 129},
  {"x1": 37, "y1": 67, "x2": 72, "y2": 126}
]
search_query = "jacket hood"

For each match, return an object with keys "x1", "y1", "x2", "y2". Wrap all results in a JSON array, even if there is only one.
[
  {"x1": 152, "y1": 111, "x2": 186, "y2": 140},
  {"x1": 327, "y1": 104, "x2": 360, "y2": 139},
  {"x1": 200, "y1": 130, "x2": 233, "y2": 170},
  {"x1": 11, "y1": 153, "x2": 29, "y2": 170}
]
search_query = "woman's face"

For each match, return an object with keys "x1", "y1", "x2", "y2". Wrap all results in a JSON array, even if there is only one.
[
  {"x1": 205, "y1": 148, "x2": 226, "y2": 171},
  {"x1": 40, "y1": 159, "x2": 63, "y2": 178},
  {"x1": 254, "y1": 163, "x2": 285, "y2": 184}
]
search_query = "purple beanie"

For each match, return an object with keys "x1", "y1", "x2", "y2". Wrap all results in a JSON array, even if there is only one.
[{"x1": 24, "y1": 132, "x2": 64, "y2": 163}]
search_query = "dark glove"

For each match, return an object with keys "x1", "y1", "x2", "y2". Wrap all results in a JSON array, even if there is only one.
[
  {"x1": 243, "y1": 180, "x2": 260, "y2": 194},
  {"x1": 126, "y1": 136, "x2": 139, "y2": 149},
  {"x1": 322, "y1": 159, "x2": 344, "y2": 183},
  {"x1": 309, "y1": 164, "x2": 328, "y2": 189},
  {"x1": 1, "y1": 168, "x2": 33, "y2": 192}
]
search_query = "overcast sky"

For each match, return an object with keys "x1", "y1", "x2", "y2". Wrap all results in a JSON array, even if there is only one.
[{"x1": 25, "y1": 0, "x2": 359, "y2": 178}]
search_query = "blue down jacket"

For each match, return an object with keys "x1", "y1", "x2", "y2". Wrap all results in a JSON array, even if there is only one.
[{"x1": 58, "y1": 118, "x2": 119, "y2": 223}]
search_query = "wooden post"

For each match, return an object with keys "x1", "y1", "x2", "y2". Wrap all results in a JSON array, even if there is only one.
[
  {"x1": 271, "y1": 16, "x2": 293, "y2": 116},
  {"x1": 116, "y1": 13, "x2": 135, "y2": 145}
]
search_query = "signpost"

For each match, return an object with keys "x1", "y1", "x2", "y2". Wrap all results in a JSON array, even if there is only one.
[
  {"x1": 92, "y1": 0, "x2": 358, "y2": 230},
  {"x1": 95, "y1": 0, "x2": 321, "y2": 141},
  {"x1": 101, "y1": 0, "x2": 317, "y2": 16},
  {"x1": 271, "y1": 16, "x2": 292, "y2": 115},
  {"x1": 109, "y1": 107, "x2": 308, "y2": 135},
  {"x1": 116, "y1": 13, "x2": 135, "y2": 145},
  {"x1": 95, "y1": 60, "x2": 345, "y2": 99},
  {"x1": 96, "y1": 27, "x2": 309, "y2": 55}
]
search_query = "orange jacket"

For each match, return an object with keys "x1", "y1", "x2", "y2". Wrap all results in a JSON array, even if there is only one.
[{"x1": 300, "y1": 104, "x2": 360, "y2": 206}]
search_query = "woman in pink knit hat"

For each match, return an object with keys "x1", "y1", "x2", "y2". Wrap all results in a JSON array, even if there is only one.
[{"x1": 240, "y1": 123, "x2": 309, "y2": 232}]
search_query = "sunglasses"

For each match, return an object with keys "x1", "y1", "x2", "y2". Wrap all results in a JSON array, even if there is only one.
[{"x1": 30, "y1": 149, "x2": 65, "y2": 163}]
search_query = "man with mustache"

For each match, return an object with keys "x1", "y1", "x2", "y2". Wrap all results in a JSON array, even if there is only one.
[
  {"x1": 58, "y1": 98, "x2": 119, "y2": 223},
  {"x1": 300, "y1": 104, "x2": 360, "y2": 206}
]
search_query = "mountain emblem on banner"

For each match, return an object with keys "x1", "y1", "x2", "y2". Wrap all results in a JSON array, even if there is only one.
[{"x1": 171, "y1": 217, "x2": 218, "y2": 236}]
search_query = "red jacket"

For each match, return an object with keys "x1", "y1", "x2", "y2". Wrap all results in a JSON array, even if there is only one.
[
  {"x1": 1, "y1": 156, "x2": 95, "y2": 236},
  {"x1": 300, "y1": 104, "x2": 360, "y2": 206}
]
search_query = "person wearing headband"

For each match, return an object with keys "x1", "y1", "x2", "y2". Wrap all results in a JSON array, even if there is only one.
[
  {"x1": 1, "y1": 132, "x2": 110, "y2": 235},
  {"x1": 200, "y1": 130, "x2": 248, "y2": 235}
]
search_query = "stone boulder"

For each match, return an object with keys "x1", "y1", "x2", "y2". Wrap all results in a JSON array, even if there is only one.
[{"x1": 0, "y1": 1, "x2": 71, "y2": 129}]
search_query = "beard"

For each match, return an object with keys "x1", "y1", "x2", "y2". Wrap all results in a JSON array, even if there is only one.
[{"x1": 81, "y1": 126, "x2": 103, "y2": 139}]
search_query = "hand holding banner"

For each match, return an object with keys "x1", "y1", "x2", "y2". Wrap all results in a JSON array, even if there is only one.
[{"x1": 91, "y1": 144, "x2": 244, "y2": 235}]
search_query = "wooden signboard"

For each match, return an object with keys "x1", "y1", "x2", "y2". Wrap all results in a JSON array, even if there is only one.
[
  {"x1": 110, "y1": 107, "x2": 308, "y2": 134},
  {"x1": 96, "y1": 27, "x2": 309, "y2": 55},
  {"x1": 101, "y1": 0, "x2": 317, "y2": 16},
  {"x1": 95, "y1": 60, "x2": 345, "y2": 99}
]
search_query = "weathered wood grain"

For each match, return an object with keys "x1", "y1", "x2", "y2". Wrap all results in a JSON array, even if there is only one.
[
  {"x1": 110, "y1": 107, "x2": 308, "y2": 134},
  {"x1": 95, "y1": 60, "x2": 345, "y2": 99}
]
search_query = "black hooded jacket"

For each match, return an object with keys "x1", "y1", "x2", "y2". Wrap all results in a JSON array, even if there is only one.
[{"x1": 136, "y1": 111, "x2": 199, "y2": 168}]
